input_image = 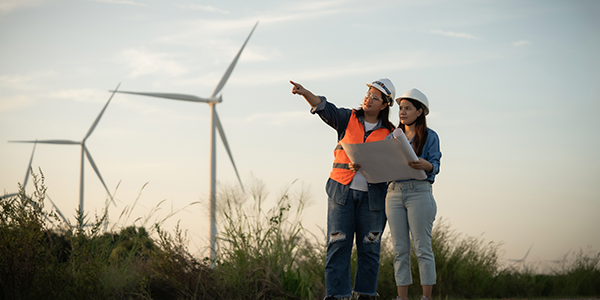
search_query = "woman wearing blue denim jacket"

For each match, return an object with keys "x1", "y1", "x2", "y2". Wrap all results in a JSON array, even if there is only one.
[
  {"x1": 386, "y1": 88, "x2": 441, "y2": 300},
  {"x1": 290, "y1": 79, "x2": 396, "y2": 300}
]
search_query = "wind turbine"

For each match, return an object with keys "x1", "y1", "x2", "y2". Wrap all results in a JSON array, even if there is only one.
[
  {"x1": 1, "y1": 141, "x2": 37, "y2": 200},
  {"x1": 9, "y1": 83, "x2": 121, "y2": 223},
  {"x1": 2, "y1": 141, "x2": 71, "y2": 227},
  {"x1": 547, "y1": 248, "x2": 571, "y2": 273},
  {"x1": 508, "y1": 244, "x2": 533, "y2": 272},
  {"x1": 111, "y1": 22, "x2": 257, "y2": 265}
]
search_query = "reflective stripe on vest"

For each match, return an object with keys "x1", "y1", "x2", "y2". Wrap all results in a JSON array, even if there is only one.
[{"x1": 330, "y1": 111, "x2": 391, "y2": 185}]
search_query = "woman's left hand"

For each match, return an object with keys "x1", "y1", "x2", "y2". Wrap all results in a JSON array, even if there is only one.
[{"x1": 408, "y1": 158, "x2": 432, "y2": 172}]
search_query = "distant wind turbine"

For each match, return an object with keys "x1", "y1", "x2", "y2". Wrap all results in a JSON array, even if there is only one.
[
  {"x1": 1, "y1": 141, "x2": 37, "y2": 200},
  {"x1": 508, "y1": 244, "x2": 533, "y2": 272},
  {"x1": 547, "y1": 248, "x2": 571, "y2": 273},
  {"x1": 2, "y1": 142, "x2": 70, "y2": 227},
  {"x1": 9, "y1": 83, "x2": 121, "y2": 222},
  {"x1": 111, "y1": 22, "x2": 258, "y2": 266}
]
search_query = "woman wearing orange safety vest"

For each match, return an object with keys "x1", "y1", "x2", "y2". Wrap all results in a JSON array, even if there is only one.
[{"x1": 290, "y1": 79, "x2": 396, "y2": 300}]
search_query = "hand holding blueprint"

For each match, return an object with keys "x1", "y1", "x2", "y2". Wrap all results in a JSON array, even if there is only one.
[{"x1": 341, "y1": 131, "x2": 427, "y2": 183}]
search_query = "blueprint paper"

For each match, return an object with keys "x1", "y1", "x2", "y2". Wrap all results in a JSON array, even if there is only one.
[{"x1": 341, "y1": 137, "x2": 427, "y2": 183}]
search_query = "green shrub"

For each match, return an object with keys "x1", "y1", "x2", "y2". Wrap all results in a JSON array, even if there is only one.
[
  {"x1": 1, "y1": 171, "x2": 598, "y2": 299},
  {"x1": 0, "y1": 171, "x2": 72, "y2": 299}
]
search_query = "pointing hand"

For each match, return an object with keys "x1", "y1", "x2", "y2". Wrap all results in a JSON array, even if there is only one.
[{"x1": 290, "y1": 80, "x2": 307, "y2": 96}]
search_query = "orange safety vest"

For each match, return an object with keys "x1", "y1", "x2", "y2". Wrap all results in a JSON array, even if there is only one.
[{"x1": 330, "y1": 111, "x2": 391, "y2": 185}]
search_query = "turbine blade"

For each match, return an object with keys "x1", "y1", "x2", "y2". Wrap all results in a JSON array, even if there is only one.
[
  {"x1": 111, "y1": 90, "x2": 212, "y2": 103},
  {"x1": 210, "y1": 21, "x2": 258, "y2": 98},
  {"x1": 47, "y1": 194, "x2": 70, "y2": 225},
  {"x1": 83, "y1": 146, "x2": 116, "y2": 207},
  {"x1": 9, "y1": 139, "x2": 81, "y2": 145},
  {"x1": 524, "y1": 244, "x2": 533, "y2": 259},
  {"x1": 22, "y1": 141, "x2": 37, "y2": 188},
  {"x1": 85, "y1": 83, "x2": 121, "y2": 140},
  {"x1": 564, "y1": 249, "x2": 571, "y2": 260},
  {"x1": 213, "y1": 110, "x2": 244, "y2": 191},
  {"x1": 0, "y1": 193, "x2": 18, "y2": 199}
]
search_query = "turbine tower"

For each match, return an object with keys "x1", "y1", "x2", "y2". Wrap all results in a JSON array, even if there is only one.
[
  {"x1": 111, "y1": 22, "x2": 257, "y2": 266},
  {"x1": 10, "y1": 84, "x2": 121, "y2": 222}
]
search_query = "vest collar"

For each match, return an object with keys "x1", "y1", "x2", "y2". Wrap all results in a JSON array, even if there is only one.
[{"x1": 355, "y1": 111, "x2": 386, "y2": 132}]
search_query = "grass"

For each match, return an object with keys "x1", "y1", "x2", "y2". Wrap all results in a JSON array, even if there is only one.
[{"x1": 0, "y1": 170, "x2": 598, "y2": 299}]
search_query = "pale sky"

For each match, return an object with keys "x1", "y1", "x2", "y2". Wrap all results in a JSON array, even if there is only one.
[{"x1": 1, "y1": 0, "x2": 599, "y2": 270}]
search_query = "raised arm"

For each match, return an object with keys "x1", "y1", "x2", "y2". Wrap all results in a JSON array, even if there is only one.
[{"x1": 290, "y1": 80, "x2": 322, "y2": 107}]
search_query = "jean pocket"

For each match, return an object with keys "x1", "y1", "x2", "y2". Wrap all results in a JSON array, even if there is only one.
[
  {"x1": 332, "y1": 195, "x2": 347, "y2": 206},
  {"x1": 326, "y1": 178, "x2": 348, "y2": 206},
  {"x1": 387, "y1": 182, "x2": 395, "y2": 193},
  {"x1": 413, "y1": 182, "x2": 432, "y2": 193}
]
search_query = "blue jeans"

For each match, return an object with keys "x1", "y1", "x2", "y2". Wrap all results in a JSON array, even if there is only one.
[
  {"x1": 324, "y1": 188, "x2": 387, "y2": 299},
  {"x1": 386, "y1": 180, "x2": 437, "y2": 286}
]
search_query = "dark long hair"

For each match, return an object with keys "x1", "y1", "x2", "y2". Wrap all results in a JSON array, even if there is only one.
[
  {"x1": 398, "y1": 98, "x2": 428, "y2": 156},
  {"x1": 355, "y1": 94, "x2": 395, "y2": 130}
]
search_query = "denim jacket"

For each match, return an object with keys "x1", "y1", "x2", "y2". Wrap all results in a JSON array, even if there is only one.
[
  {"x1": 385, "y1": 128, "x2": 441, "y2": 183},
  {"x1": 311, "y1": 96, "x2": 391, "y2": 211}
]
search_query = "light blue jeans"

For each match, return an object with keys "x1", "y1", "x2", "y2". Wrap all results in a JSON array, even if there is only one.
[
  {"x1": 386, "y1": 180, "x2": 437, "y2": 286},
  {"x1": 324, "y1": 189, "x2": 387, "y2": 299}
]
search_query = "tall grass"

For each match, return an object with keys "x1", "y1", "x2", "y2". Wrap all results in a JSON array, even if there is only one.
[
  {"x1": 214, "y1": 178, "x2": 324, "y2": 300},
  {"x1": 1, "y1": 170, "x2": 598, "y2": 299}
]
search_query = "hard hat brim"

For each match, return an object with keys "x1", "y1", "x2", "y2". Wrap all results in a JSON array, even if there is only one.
[
  {"x1": 366, "y1": 83, "x2": 393, "y2": 107},
  {"x1": 395, "y1": 96, "x2": 430, "y2": 116}
]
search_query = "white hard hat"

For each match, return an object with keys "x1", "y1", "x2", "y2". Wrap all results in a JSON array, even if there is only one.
[
  {"x1": 366, "y1": 78, "x2": 395, "y2": 107},
  {"x1": 396, "y1": 88, "x2": 430, "y2": 116}
]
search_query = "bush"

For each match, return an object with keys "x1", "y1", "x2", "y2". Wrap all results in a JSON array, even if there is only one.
[{"x1": 1, "y1": 171, "x2": 598, "y2": 299}]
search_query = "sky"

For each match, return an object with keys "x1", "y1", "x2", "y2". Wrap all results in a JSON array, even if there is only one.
[{"x1": 1, "y1": 0, "x2": 599, "y2": 271}]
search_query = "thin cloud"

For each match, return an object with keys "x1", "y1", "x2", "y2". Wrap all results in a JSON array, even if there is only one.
[
  {"x1": 260, "y1": 0, "x2": 358, "y2": 24},
  {"x1": 428, "y1": 29, "x2": 479, "y2": 40},
  {"x1": 47, "y1": 88, "x2": 108, "y2": 103},
  {"x1": 243, "y1": 111, "x2": 313, "y2": 126},
  {"x1": 116, "y1": 48, "x2": 188, "y2": 78},
  {"x1": 283, "y1": 0, "x2": 355, "y2": 12},
  {"x1": 0, "y1": 0, "x2": 47, "y2": 14},
  {"x1": 0, "y1": 95, "x2": 32, "y2": 112},
  {"x1": 230, "y1": 48, "x2": 508, "y2": 88},
  {"x1": 0, "y1": 71, "x2": 56, "y2": 89},
  {"x1": 513, "y1": 40, "x2": 532, "y2": 46},
  {"x1": 160, "y1": 1, "x2": 357, "y2": 46},
  {"x1": 89, "y1": 0, "x2": 146, "y2": 6},
  {"x1": 0, "y1": 71, "x2": 53, "y2": 111},
  {"x1": 179, "y1": 4, "x2": 229, "y2": 14}
]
